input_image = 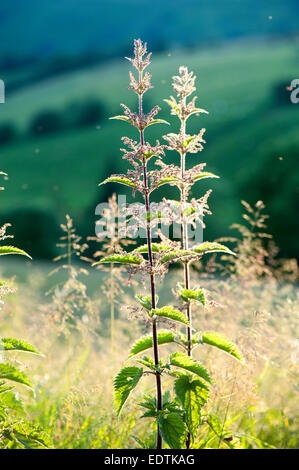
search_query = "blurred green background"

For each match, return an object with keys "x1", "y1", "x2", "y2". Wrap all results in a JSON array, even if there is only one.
[{"x1": 0, "y1": 0, "x2": 298, "y2": 259}]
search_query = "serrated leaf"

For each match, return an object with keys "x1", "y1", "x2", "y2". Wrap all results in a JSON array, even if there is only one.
[
  {"x1": 134, "y1": 243, "x2": 169, "y2": 254},
  {"x1": 0, "y1": 390, "x2": 24, "y2": 413},
  {"x1": 158, "y1": 412, "x2": 187, "y2": 449},
  {"x1": 93, "y1": 253, "x2": 142, "y2": 266},
  {"x1": 145, "y1": 119, "x2": 170, "y2": 128},
  {"x1": 164, "y1": 99, "x2": 180, "y2": 116},
  {"x1": 156, "y1": 176, "x2": 180, "y2": 187},
  {"x1": 6, "y1": 422, "x2": 52, "y2": 449},
  {"x1": 100, "y1": 176, "x2": 136, "y2": 188},
  {"x1": 136, "y1": 294, "x2": 158, "y2": 311},
  {"x1": 0, "y1": 246, "x2": 31, "y2": 259},
  {"x1": 136, "y1": 356, "x2": 155, "y2": 371},
  {"x1": 162, "y1": 249, "x2": 198, "y2": 264},
  {"x1": 0, "y1": 364, "x2": 32, "y2": 388},
  {"x1": 179, "y1": 288, "x2": 205, "y2": 305},
  {"x1": 175, "y1": 374, "x2": 208, "y2": 441},
  {"x1": 153, "y1": 306, "x2": 189, "y2": 326},
  {"x1": 202, "y1": 332, "x2": 244, "y2": 363},
  {"x1": 109, "y1": 115, "x2": 131, "y2": 122},
  {"x1": 170, "y1": 352, "x2": 211, "y2": 383},
  {"x1": 114, "y1": 366, "x2": 143, "y2": 415},
  {"x1": 193, "y1": 172, "x2": 219, "y2": 181},
  {"x1": 0, "y1": 338, "x2": 41, "y2": 355},
  {"x1": 193, "y1": 242, "x2": 236, "y2": 257},
  {"x1": 128, "y1": 330, "x2": 176, "y2": 358},
  {"x1": 186, "y1": 108, "x2": 209, "y2": 120}
]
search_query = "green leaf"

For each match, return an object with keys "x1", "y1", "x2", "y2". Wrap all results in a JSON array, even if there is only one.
[
  {"x1": 0, "y1": 390, "x2": 24, "y2": 413},
  {"x1": 161, "y1": 249, "x2": 197, "y2": 264},
  {"x1": 0, "y1": 363, "x2": 32, "y2": 388},
  {"x1": 136, "y1": 294, "x2": 158, "y2": 311},
  {"x1": 170, "y1": 352, "x2": 211, "y2": 383},
  {"x1": 156, "y1": 176, "x2": 180, "y2": 188},
  {"x1": 5, "y1": 422, "x2": 52, "y2": 449},
  {"x1": 109, "y1": 115, "x2": 131, "y2": 123},
  {"x1": 135, "y1": 244, "x2": 197, "y2": 264},
  {"x1": 93, "y1": 253, "x2": 142, "y2": 266},
  {"x1": 164, "y1": 99, "x2": 180, "y2": 116},
  {"x1": 186, "y1": 108, "x2": 209, "y2": 120},
  {"x1": 100, "y1": 176, "x2": 136, "y2": 188},
  {"x1": 193, "y1": 242, "x2": 236, "y2": 257},
  {"x1": 136, "y1": 356, "x2": 155, "y2": 371},
  {"x1": 179, "y1": 288, "x2": 205, "y2": 305},
  {"x1": 145, "y1": 119, "x2": 170, "y2": 128},
  {"x1": 158, "y1": 412, "x2": 187, "y2": 449},
  {"x1": 201, "y1": 332, "x2": 244, "y2": 363},
  {"x1": 128, "y1": 330, "x2": 176, "y2": 358},
  {"x1": 0, "y1": 338, "x2": 41, "y2": 355},
  {"x1": 0, "y1": 246, "x2": 31, "y2": 259},
  {"x1": 134, "y1": 243, "x2": 169, "y2": 254},
  {"x1": 114, "y1": 366, "x2": 143, "y2": 415},
  {"x1": 193, "y1": 172, "x2": 219, "y2": 181},
  {"x1": 175, "y1": 374, "x2": 209, "y2": 440},
  {"x1": 153, "y1": 306, "x2": 189, "y2": 326}
]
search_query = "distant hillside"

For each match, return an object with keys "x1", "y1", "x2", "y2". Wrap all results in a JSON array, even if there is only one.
[{"x1": 0, "y1": 0, "x2": 298, "y2": 66}]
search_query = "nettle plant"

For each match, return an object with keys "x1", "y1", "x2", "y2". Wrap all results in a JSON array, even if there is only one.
[{"x1": 96, "y1": 40, "x2": 244, "y2": 449}]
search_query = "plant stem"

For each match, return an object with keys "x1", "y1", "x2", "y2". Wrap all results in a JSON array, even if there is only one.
[
  {"x1": 139, "y1": 70, "x2": 162, "y2": 449},
  {"x1": 110, "y1": 262, "x2": 115, "y2": 368},
  {"x1": 180, "y1": 107, "x2": 192, "y2": 449}
]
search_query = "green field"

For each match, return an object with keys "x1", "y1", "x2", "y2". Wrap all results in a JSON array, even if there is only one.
[{"x1": 1, "y1": 40, "x2": 298, "y2": 257}]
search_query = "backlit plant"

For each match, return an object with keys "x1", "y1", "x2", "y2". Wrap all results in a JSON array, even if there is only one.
[{"x1": 95, "y1": 40, "x2": 244, "y2": 449}]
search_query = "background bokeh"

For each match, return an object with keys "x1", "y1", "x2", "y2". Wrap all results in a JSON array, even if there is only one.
[{"x1": 0, "y1": 0, "x2": 298, "y2": 259}]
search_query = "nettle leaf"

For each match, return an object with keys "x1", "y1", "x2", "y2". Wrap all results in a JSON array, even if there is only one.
[
  {"x1": 175, "y1": 374, "x2": 209, "y2": 440},
  {"x1": 136, "y1": 356, "x2": 155, "y2": 371},
  {"x1": 153, "y1": 306, "x2": 189, "y2": 326},
  {"x1": 0, "y1": 246, "x2": 31, "y2": 259},
  {"x1": 134, "y1": 243, "x2": 169, "y2": 254},
  {"x1": 0, "y1": 390, "x2": 24, "y2": 413},
  {"x1": 0, "y1": 363, "x2": 32, "y2": 388},
  {"x1": 158, "y1": 412, "x2": 187, "y2": 449},
  {"x1": 0, "y1": 338, "x2": 41, "y2": 355},
  {"x1": 186, "y1": 108, "x2": 209, "y2": 120},
  {"x1": 193, "y1": 172, "x2": 219, "y2": 182},
  {"x1": 100, "y1": 176, "x2": 136, "y2": 188},
  {"x1": 202, "y1": 332, "x2": 244, "y2": 363},
  {"x1": 161, "y1": 249, "x2": 196, "y2": 264},
  {"x1": 128, "y1": 330, "x2": 176, "y2": 358},
  {"x1": 93, "y1": 253, "x2": 142, "y2": 266},
  {"x1": 145, "y1": 119, "x2": 170, "y2": 128},
  {"x1": 179, "y1": 288, "x2": 206, "y2": 305},
  {"x1": 114, "y1": 366, "x2": 143, "y2": 415},
  {"x1": 183, "y1": 136, "x2": 197, "y2": 148},
  {"x1": 156, "y1": 176, "x2": 180, "y2": 188},
  {"x1": 136, "y1": 294, "x2": 159, "y2": 311},
  {"x1": 135, "y1": 244, "x2": 196, "y2": 264},
  {"x1": 193, "y1": 242, "x2": 236, "y2": 257},
  {"x1": 164, "y1": 99, "x2": 180, "y2": 116},
  {"x1": 109, "y1": 115, "x2": 131, "y2": 123},
  {"x1": 170, "y1": 352, "x2": 211, "y2": 384},
  {"x1": 6, "y1": 422, "x2": 53, "y2": 449},
  {"x1": 139, "y1": 394, "x2": 157, "y2": 418}
]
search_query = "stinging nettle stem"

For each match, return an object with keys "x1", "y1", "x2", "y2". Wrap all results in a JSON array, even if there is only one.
[{"x1": 138, "y1": 70, "x2": 163, "y2": 450}]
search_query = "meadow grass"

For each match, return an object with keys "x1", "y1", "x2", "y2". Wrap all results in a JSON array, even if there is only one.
[{"x1": 0, "y1": 250, "x2": 298, "y2": 448}]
